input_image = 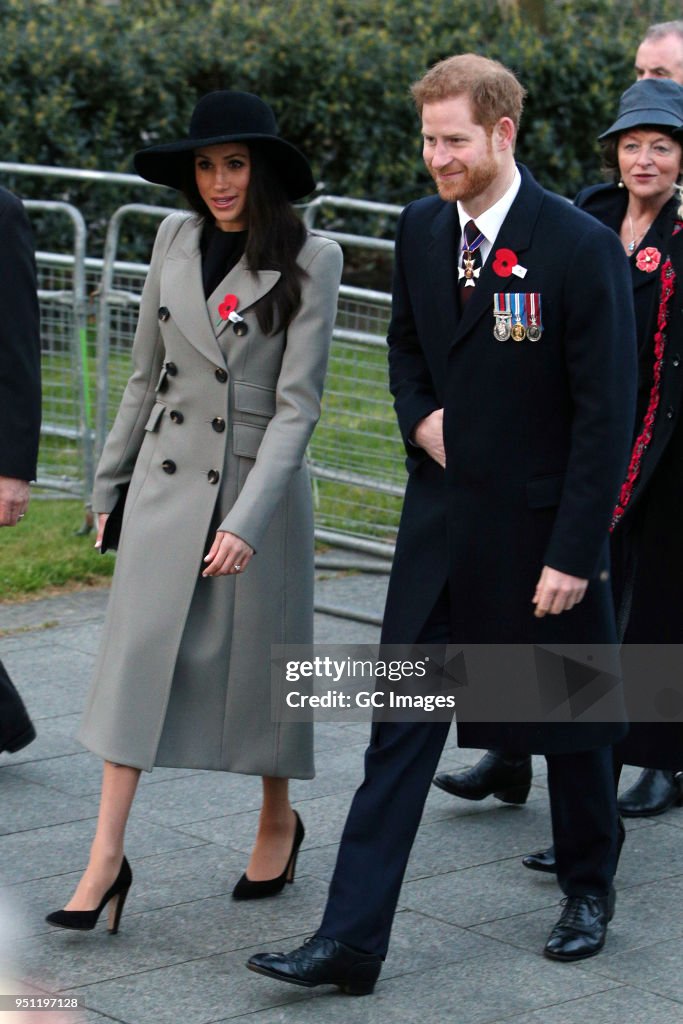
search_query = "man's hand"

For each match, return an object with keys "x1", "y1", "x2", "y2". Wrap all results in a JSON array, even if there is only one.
[
  {"x1": 0, "y1": 477, "x2": 30, "y2": 526},
  {"x1": 413, "y1": 409, "x2": 446, "y2": 467},
  {"x1": 533, "y1": 566, "x2": 588, "y2": 617}
]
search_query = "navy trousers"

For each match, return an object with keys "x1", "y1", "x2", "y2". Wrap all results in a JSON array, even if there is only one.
[{"x1": 317, "y1": 592, "x2": 619, "y2": 958}]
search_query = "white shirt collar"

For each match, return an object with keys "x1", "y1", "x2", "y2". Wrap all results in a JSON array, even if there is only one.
[{"x1": 457, "y1": 167, "x2": 522, "y2": 261}]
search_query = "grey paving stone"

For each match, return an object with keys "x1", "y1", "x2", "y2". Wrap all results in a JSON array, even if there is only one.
[
  {"x1": 174, "y1": 791, "x2": 358, "y2": 855},
  {"x1": 2, "y1": 739, "x2": 204, "y2": 789},
  {"x1": 0, "y1": 773, "x2": 99, "y2": 837},
  {"x1": 2, "y1": 752, "x2": 110, "y2": 799},
  {"x1": 0, "y1": 817, "x2": 207, "y2": 886},
  {"x1": 399, "y1": 857, "x2": 564, "y2": 929},
  {"x1": 314, "y1": 612, "x2": 380, "y2": 644},
  {"x1": 0, "y1": 646, "x2": 92, "y2": 720},
  {"x1": 0, "y1": 588, "x2": 109, "y2": 631},
  {"x1": 494, "y1": 985, "x2": 683, "y2": 1024},
  {"x1": 575, "y1": 935, "x2": 683, "y2": 1005},
  {"x1": 402, "y1": 796, "x2": 553, "y2": 881}
]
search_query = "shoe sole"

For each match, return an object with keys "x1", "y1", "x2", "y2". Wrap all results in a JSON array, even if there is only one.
[
  {"x1": 247, "y1": 963, "x2": 315, "y2": 988},
  {"x1": 543, "y1": 940, "x2": 605, "y2": 962},
  {"x1": 522, "y1": 858, "x2": 556, "y2": 874},
  {"x1": 431, "y1": 778, "x2": 530, "y2": 805},
  {"x1": 246, "y1": 961, "x2": 376, "y2": 996}
]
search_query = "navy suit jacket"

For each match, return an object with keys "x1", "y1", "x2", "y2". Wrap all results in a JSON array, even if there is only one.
[
  {"x1": 382, "y1": 166, "x2": 638, "y2": 752},
  {"x1": 0, "y1": 187, "x2": 41, "y2": 480}
]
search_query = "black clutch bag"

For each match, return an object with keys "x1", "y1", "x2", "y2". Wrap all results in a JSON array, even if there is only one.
[{"x1": 99, "y1": 482, "x2": 129, "y2": 554}]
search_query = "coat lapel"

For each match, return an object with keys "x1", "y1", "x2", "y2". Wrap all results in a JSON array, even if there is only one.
[
  {"x1": 162, "y1": 218, "x2": 282, "y2": 364},
  {"x1": 427, "y1": 202, "x2": 461, "y2": 344},
  {"x1": 163, "y1": 219, "x2": 227, "y2": 366},
  {"x1": 207, "y1": 260, "x2": 281, "y2": 340}
]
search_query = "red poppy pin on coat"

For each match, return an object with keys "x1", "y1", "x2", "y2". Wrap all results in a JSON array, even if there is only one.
[
  {"x1": 635, "y1": 247, "x2": 661, "y2": 273},
  {"x1": 218, "y1": 294, "x2": 239, "y2": 320}
]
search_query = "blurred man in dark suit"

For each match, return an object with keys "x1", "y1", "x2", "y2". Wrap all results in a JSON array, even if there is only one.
[{"x1": 0, "y1": 185, "x2": 41, "y2": 753}]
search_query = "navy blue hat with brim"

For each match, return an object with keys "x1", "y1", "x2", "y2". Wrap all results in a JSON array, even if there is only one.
[
  {"x1": 134, "y1": 90, "x2": 316, "y2": 200},
  {"x1": 599, "y1": 78, "x2": 683, "y2": 139}
]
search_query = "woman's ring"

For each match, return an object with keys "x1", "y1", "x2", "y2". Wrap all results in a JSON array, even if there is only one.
[{"x1": 233, "y1": 564, "x2": 242, "y2": 572}]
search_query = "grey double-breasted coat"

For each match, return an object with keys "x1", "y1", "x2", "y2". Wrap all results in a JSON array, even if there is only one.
[{"x1": 78, "y1": 212, "x2": 343, "y2": 776}]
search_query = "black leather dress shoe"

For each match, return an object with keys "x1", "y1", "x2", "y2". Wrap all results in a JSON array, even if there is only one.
[
  {"x1": 523, "y1": 818, "x2": 625, "y2": 876},
  {"x1": 247, "y1": 935, "x2": 382, "y2": 995},
  {"x1": 544, "y1": 889, "x2": 615, "y2": 961},
  {"x1": 617, "y1": 768, "x2": 683, "y2": 817},
  {"x1": 433, "y1": 750, "x2": 532, "y2": 804},
  {"x1": 522, "y1": 845, "x2": 556, "y2": 873}
]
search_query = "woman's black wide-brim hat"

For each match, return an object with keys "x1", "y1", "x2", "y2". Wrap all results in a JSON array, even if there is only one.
[
  {"x1": 134, "y1": 90, "x2": 316, "y2": 200},
  {"x1": 599, "y1": 78, "x2": 683, "y2": 139}
]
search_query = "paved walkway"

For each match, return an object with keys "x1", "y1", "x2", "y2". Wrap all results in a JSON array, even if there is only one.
[{"x1": 0, "y1": 575, "x2": 682, "y2": 1024}]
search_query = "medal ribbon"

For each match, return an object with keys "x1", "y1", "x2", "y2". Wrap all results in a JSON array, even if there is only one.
[
  {"x1": 494, "y1": 293, "x2": 511, "y2": 317},
  {"x1": 512, "y1": 293, "x2": 524, "y2": 324},
  {"x1": 524, "y1": 292, "x2": 541, "y2": 328}
]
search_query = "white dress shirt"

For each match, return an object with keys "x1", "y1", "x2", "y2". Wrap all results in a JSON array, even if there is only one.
[{"x1": 457, "y1": 167, "x2": 522, "y2": 265}]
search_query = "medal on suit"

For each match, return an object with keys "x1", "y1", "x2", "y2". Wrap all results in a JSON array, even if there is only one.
[
  {"x1": 525, "y1": 293, "x2": 543, "y2": 341},
  {"x1": 493, "y1": 293, "x2": 511, "y2": 341},
  {"x1": 458, "y1": 226, "x2": 485, "y2": 287},
  {"x1": 458, "y1": 251, "x2": 481, "y2": 287},
  {"x1": 510, "y1": 293, "x2": 526, "y2": 342}
]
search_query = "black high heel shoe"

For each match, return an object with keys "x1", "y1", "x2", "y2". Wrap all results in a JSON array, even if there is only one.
[
  {"x1": 232, "y1": 811, "x2": 305, "y2": 900},
  {"x1": 46, "y1": 856, "x2": 132, "y2": 933}
]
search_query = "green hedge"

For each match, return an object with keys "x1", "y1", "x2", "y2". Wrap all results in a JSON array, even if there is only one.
[{"x1": 0, "y1": 0, "x2": 681, "y2": 255}]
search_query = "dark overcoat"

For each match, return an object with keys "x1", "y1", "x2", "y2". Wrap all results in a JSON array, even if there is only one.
[
  {"x1": 381, "y1": 166, "x2": 637, "y2": 754},
  {"x1": 0, "y1": 187, "x2": 41, "y2": 480},
  {"x1": 578, "y1": 194, "x2": 683, "y2": 770}
]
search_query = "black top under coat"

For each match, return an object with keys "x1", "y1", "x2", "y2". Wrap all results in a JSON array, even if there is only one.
[{"x1": 200, "y1": 223, "x2": 247, "y2": 298}]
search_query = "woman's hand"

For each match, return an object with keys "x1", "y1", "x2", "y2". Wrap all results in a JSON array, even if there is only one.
[
  {"x1": 202, "y1": 530, "x2": 254, "y2": 577},
  {"x1": 94, "y1": 513, "x2": 110, "y2": 549}
]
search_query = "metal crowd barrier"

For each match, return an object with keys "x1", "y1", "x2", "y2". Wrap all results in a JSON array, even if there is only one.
[{"x1": 26, "y1": 201, "x2": 94, "y2": 500}]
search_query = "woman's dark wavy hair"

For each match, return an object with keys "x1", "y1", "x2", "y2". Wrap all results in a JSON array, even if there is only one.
[
  {"x1": 180, "y1": 143, "x2": 307, "y2": 335},
  {"x1": 601, "y1": 124, "x2": 683, "y2": 184}
]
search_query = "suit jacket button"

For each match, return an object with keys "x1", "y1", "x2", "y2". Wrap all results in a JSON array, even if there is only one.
[
  {"x1": 215, "y1": 367, "x2": 228, "y2": 383},
  {"x1": 666, "y1": 406, "x2": 675, "y2": 419},
  {"x1": 158, "y1": 306, "x2": 170, "y2": 322},
  {"x1": 212, "y1": 417, "x2": 226, "y2": 432},
  {"x1": 208, "y1": 469, "x2": 220, "y2": 484},
  {"x1": 233, "y1": 321, "x2": 249, "y2": 337},
  {"x1": 165, "y1": 361, "x2": 178, "y2": 376},
  {"x1": 170, "y1": 409, "x2": 184, "y2": 424},
  {"x1": 162, "y1": 459, "x2": 176, "y2": 474},
  {"x1": 673, "y1": 354, "x2": 681, "y2": 368}
]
